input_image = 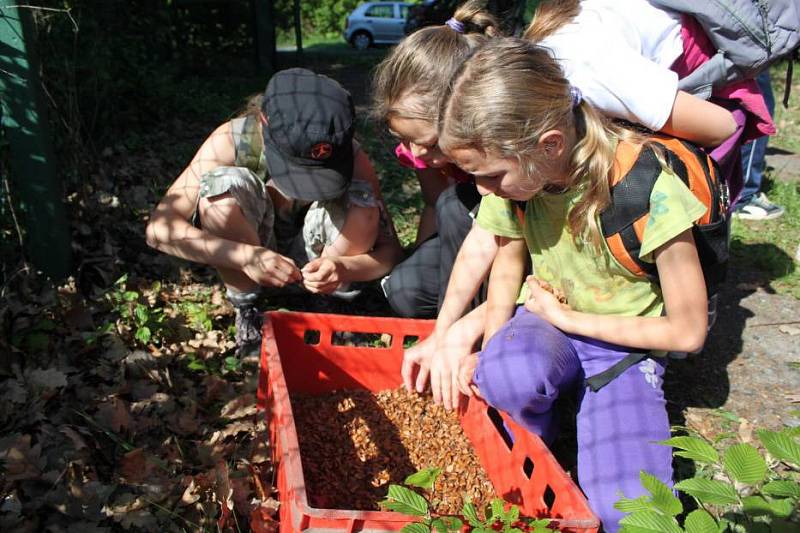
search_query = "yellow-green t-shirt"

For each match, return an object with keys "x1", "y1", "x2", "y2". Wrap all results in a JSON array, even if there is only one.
[{"x1": 476, "y1": 170, "x2": 707, "y2": 318}]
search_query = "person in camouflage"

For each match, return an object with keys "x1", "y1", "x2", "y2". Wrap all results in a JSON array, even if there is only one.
[{"x1": 146, "y1": 69, "x2": 402, "y2": 356}]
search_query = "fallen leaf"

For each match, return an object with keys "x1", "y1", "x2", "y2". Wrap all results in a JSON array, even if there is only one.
[
  {"x1": 738, "y1": 418, "x2": 753, "y2": 443},
  {"x1": 119, "y1": 448, "x2": 155, "y2": 484},
  {"x1": 215, "y1": 461, "x2": 233, "y2": 529},
  {"x1": 60, "y1": 426, "x2": 90, "y2": 451},
  {"x1": 0, "y1": 434, "x2": 46, "y2": 481},
  {"x1": 95, "y1": 397, "x2": 132, "y2": 433},
  {"x1": 221, "y1": 394, "x2": 257, "y2": 420},
  {"x1": 181, "y1": 478, "x2": 201, "y2": 506},
  {"x1": 778, "y1": 325, "x2": 800, "y2": 336}
]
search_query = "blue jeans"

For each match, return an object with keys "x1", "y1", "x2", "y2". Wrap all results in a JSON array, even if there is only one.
[{"x1": 738, "y1": 72, "x2": 775, "y2": 207}]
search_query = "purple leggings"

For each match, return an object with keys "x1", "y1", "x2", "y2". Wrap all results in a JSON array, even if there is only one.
[{"x1": 474, "y1": 308, "x2": 672, "y2": 533}]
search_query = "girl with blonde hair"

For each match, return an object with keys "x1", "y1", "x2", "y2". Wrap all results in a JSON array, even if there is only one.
[
  {"x1": 436, "y1": 38, "x2": 715, "y2": 532},
  {"x1": 373, "y1": 0, "x2": 503, "y2": 321}
]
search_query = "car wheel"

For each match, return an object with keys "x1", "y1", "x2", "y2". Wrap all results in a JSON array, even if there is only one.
[{"x1": 351, "y1": 31, "x2": 372, "y2": 51}]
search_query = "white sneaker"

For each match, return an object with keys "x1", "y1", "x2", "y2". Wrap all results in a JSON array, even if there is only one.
[{"x1": 734, "y1": 193, "x2": 785, "y2": 220}]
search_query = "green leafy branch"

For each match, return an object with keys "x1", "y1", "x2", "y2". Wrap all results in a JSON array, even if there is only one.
[
  {"x1": 380, "y1": 468, "x2": 551, "y2": 533},
  {"x1": 616, "y1": 427, "x2": 800, "y2": 532}
]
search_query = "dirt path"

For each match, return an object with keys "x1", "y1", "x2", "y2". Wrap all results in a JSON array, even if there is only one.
[{"x1": 665, "y1": 152, "x2": 800, "y2": 436}]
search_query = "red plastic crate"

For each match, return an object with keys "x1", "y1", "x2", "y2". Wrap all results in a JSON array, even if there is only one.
[{"x1": 256, "y1": 311, "x2": 599, "y2": 533}]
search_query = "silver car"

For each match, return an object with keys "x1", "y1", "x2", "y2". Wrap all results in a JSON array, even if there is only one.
[{"x1": 344, "y1": 2, "x2": 412, "y2": 50}]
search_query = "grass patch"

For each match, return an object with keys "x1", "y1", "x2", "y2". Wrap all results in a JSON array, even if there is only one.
[
  {"x1": 730, "y1": 178, "x2": 800, "y2": 297},
  {"x1": 729, "y1": 63, "x2": 800, "y2": 299},
  {"x1": 770, "y1": 62, "x2": 800, "y2": 154}
]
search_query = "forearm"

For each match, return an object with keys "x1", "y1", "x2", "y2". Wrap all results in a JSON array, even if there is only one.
[
  {"x1": 660, "y1": 91, "x2": 737, "y2": 147},
  {"x1": 324, "y1": 206, "x2": 380, "y2": 257},
  {"x1": 146, "y1": 216, "x2": 251, "y2": 272},
  {"x1": 435, "y1": 225, "x2": 498, "y2": 335},
  {"x1": 556, "y1": 311, "x2": 706, "y2": 353},
  {"x1": 438, "y1": 302, "x2": 487, "y2": 352},
  {"x1": 484, "y1": 238, "x2": 527, "y2": 344},
  {"x1": 334, "y1": 237, "x2": 403, "y2": 283}
]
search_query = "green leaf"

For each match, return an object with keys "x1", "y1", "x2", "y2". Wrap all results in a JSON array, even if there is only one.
[
  {"x1": 430, "y1": 516, "x2": 462, "y2": 532},
  {"x1": 123, "y1": 290, "x2": 139, "y2": 302},
  {"x1": 761, "y1": 480, "x2": 800, "y2": 499},
  {"x1": 742, "y1": 495, "x2": 774, "y2": 517},
  {"x1": 673, "y1": 478, "x2": 738, "y2": 505},
  {"x1": 712, "y1": 409, "x2": 740, "y2": 423},
  {"x1": 615, "y1": 496, "x2": 658, "y2": 514},
  {"x1": 430, "y1": 518, "x2": 448, "y2": 533},
  {"x1": 683, "y1": 509, "x2": 718, "y2": 533},
  {"x1": 660, "y1": 436, "x2": 719, "y2": 464},
  {"x1": 504, "y1": 504, "x2": 519, "y2": 522},
  {"x1": 401, "y1": 523, "x2": 430, "y2": 533},
  {"x1": 640, "y1": 471, "x2": 682, "y2": 516},
  {"x1": 383, "y1": 485, "x2": 429, "y2": 516},
  {"x1": 741, "y1": 496, "x2": 794, "y2": 521},
  {"x1": 767, "y1": 498, "x2": 795, "y2": 519},
  {"x1": 757, "y1": 429, "x2": 800, "y2": 467},
  {"x1": 135, "y1": 326, "x2": 151, "y2": 344},
  {"x1": 223, "y1": 356, "x2": 241, "y2": 372},
  {"x1": 404, "y1": 468, "x2": 442, "y2": 491},
  {"x1": 722, "y1": 444, "x2": 767, "y2": 484},
  {"x1": 490, "y1": 498, "x2": 505, "y2": 520},
  {"x1": 186, "y1": 357, "x2": 207, "y2": 372},
  {"x1": 462, "y1": 501, "x2": 480, "y2": 527},
  {"x1": 618, "y1": 510, "x2": 683, "y2": 533},
  {"x1": 134, "y1": 304, "x2": 149, "y2": 325}
]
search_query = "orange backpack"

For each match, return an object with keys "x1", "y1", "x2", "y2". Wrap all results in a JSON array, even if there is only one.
[
  {"x1": 600, "y1": 136, "x2": 729, "y2": 295},
  {"x1": 514, "y1": 136, "x2": 729, "y2": 295}
]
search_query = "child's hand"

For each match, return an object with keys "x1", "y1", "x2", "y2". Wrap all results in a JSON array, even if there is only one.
[
  {"x1": 242, "y1": 247, "x2": 302, "y2": 287},
  {"x1": 524, "y1": 276, "x2": 570, "y2": 325},
  {"x1": 301, "y1": 257, "x2": 343, "y2": 294},
  {"x1": 430, "y1": 332, "x2": 474, "y2": 411},
  {"x1": 457, "y1": 352, "x2": 482, "y2": 400},
  {"x1": 401, "y1": 334, "x2": 435, "y2": 393}
]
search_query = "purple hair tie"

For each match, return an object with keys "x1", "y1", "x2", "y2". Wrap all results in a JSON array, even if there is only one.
[
  {"x1": 445, "y1": 17, "x2": 465, "y2": 33},
  {"x1": 570, "y1": 85, "x2": 583, "y2": 108}
]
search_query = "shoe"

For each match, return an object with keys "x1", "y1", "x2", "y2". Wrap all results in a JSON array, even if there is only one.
[
  {"x1": 734, "y1": 193, "x2": 785, "y2": 220},
  {"x1": 234, "y1": 305, "x2": 262, "y2": 358}
]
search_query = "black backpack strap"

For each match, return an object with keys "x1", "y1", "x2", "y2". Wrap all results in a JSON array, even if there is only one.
[
  {"x1": 584, "y1": 351, "x2": 650, "y2": 392},
  {"x1": 600, "y1": 146, "x2": 663, "y2": 279}
]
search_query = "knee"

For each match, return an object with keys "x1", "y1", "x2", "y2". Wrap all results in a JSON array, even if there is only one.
[
  {"x1": 198, "y1": 194, "x2": 239, "y2": 233},
  {"x1": 475, "y1": 313, "x2": 578, "y2": 408},
  {"x1": 382, "y1": 267, "x2": 436, "y2": 318}
]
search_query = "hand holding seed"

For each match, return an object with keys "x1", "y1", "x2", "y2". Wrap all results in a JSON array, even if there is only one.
[{"x1": 524, "y1": 276, "x2": 570, "y2": 326}]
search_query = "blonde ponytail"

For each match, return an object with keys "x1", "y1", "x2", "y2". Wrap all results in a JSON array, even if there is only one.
[
  {"x1": 523, "y1": 0, "x2": 581, "y2": 43},
  {"x1": 372, "y1": 0, "x2": 500, "y2": 123},
  {"x1": 453, "y1": 0, "x2": 500, "y2": 37}
]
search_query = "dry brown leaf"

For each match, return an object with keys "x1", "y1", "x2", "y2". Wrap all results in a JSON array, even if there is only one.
[
  {"x1": 209, "y1": 420, "x2": 253, "y2": 444},
  {"x1": 0, "y1": 434, "x2": 46, "y2": 481},
  {"x1": 119, "y1": 448, "x2": 155, "y2": 484},
  {"x1": 778, "y1": 325, "x2": 800, "y2": 336},
  {"x1": 203, "y1": 375, "x2": 235, "y2": 405},
  {"x1": 220, "y1": 394, "x2": 257, "y2": 420},
  {"x1": 60, "y1": 426, "x2": 89, "y2": 451},
  {"x1": 181, "y1": 478, "x2": 201, "y2": 506},
  {"x1": 215, "y1": 460, "x2": 234, "y2": 529},
  {"x1": 95, "y1": 397, "x2": 133, "y2": 433},
  {"x1": 738, "y1": 418, "x2": 754, "y2": 443}
]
